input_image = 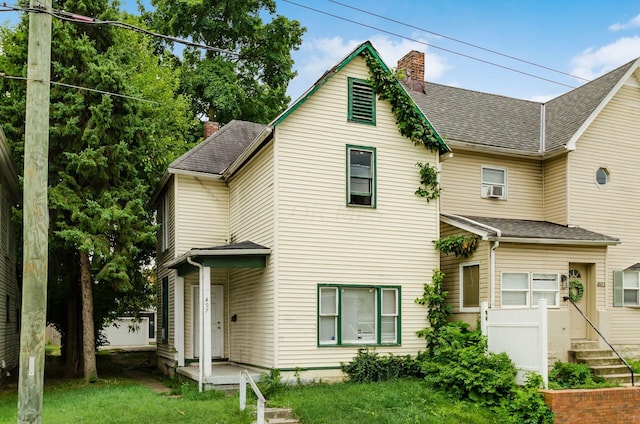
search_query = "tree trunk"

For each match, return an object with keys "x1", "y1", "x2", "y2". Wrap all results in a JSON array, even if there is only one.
[
  {"x1": 79, "y1": 250, "x2": 97, "y2": 382},
  {"x1": 64, "y1": 279, "x2": 82, "y2": 377}
]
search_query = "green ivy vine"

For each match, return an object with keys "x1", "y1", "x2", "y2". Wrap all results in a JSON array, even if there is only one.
[
  {"x1": 433, "y1": 235, "x2": 480, "y2": 258},
  {"x1": 362, "y1": 49, "x2": 444, "y2": 201},
  {"x1": 415, "y1": 162, "x2": 440, "y2": 203}
]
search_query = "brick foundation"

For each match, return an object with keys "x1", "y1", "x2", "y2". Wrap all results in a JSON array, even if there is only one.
[{"x1": 541, "y1": 387, "x2": 640, "y2": 423}]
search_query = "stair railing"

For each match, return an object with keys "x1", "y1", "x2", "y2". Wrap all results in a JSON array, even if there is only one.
[
  {"x1": 563, "y1": 296, "x2": 634, "y2": 386},
  {"x1": 239, "y1": 370, "x2": 265, "y2": 424}
]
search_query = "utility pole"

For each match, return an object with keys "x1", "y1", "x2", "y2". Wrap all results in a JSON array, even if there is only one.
[{"x1": 17, "y1": 0, "x2": 51, "y2": 422}]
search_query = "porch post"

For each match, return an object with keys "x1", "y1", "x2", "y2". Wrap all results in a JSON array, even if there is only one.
[
  {"x1": 202, "y1": 266, "x2": 212, "y2": 379},
  {"x1": 174, "y1": 271, "x2": 185, "y2": 367}
]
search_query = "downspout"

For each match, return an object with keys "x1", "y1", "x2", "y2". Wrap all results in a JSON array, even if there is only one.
[
  {"x1": 490, "y1": 230, "x2": 501, "y2": 309},
  {"x1": 187, "y1": 256, "x2": 204, "y2": 392}
]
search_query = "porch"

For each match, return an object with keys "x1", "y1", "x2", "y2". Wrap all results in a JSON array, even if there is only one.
[{"x1": 177, "y1": 361, "x2": 263, "y2": 389}]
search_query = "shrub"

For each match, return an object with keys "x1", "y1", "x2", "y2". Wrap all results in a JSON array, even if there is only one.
[
  {"x1": 341, "y1": 348, "x2": 423, "y2": 383},
  {"x1": 258, "y1": 368, "x2": 286, "y2": 397},
  {"x1": 548, "y1": 361, "x2": 609, "y2": 389},
  {"x1": 422, "y1": 338, "x2": 516, "y2": 406},
  {"x1": 499, "y1": 373, "x2": 554, "y2": 424}
]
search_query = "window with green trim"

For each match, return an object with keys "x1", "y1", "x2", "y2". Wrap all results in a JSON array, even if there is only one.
[
  {"x1": 347, "y1": 146, "x2": 376, "y2": 207},
  {"x1": 318, "y1": 285, "x2": 400, "y2": 346},
  {"x1": 161, "y1": 276, "x2": 169, "y2": 343},
  {"x1": 348, "y1": 78, "x2": 376, "y2": 125}
]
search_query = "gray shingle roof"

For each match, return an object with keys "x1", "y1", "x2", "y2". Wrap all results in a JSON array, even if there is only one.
[
  {"x1": 169, "y1": 120, "x2": 267, "y2": 175},
  {"x1": 409, "y1": 83, "x2": 542, "y2": 152},
  {"x1": 191, "y1": 241, "x2": 269, "y2": 252},
  {"x1": 443, "y1": 214, "x2": 619, "y2": 244},
  {"x1": 407, "y1": 58, "x2": 638, "y2": 155},
  {"x1": 545, "y1": 60, "x2": 635, "y2": 151}
]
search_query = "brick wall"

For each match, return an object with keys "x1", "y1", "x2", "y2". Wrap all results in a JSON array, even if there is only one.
[{"x1": 541, "y1": 387, "x2": 640, "y2": 423}]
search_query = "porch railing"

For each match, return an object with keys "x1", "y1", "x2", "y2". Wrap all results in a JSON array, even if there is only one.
[
  {"x1": 239, "y1": 370, "x2": 265, "y2": 424},
  {"x1": 563, "y1": 296, "x2": 634, "y2": 386}
]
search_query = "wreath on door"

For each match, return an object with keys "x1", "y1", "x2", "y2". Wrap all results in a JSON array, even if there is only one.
[{"x1": 569, "y1": 280, "x2": 584, "y2": 302}]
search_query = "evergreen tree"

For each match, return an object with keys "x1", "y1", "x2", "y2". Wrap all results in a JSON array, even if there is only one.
[{"x1": 0, "y1": 0, "x2": 196, "y2": 380}]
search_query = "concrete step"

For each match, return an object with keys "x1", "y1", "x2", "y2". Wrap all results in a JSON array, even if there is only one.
[
  {"x1": 590, "y1": 364, "x2": 633, "y2": 376},
  {"x1": 602, "y1": 373, "x2": 633, "y2": 384},
  {"x1": 576, "y1": 356, "x2": 625, "y2": 366},
  {"x1": 265, "y1": 408, "x2": 294, "y2": 420},
  {"x1": 570, "y1": 341, "x2": 600, "y2": 350},
  {"x1": 266, "y1": 419, "x2": 300, "y2": 424},
  {"x1": 568, "y1": 349, "x2": 617, "y2": 359}
]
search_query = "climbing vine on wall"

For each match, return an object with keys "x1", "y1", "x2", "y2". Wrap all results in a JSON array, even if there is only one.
[
  {"x1": 362, "y1": 49, "x2": 445, "y2": 201},
  {"x1": 433, "y1": 235, "x2": 480, "y2": 258}
]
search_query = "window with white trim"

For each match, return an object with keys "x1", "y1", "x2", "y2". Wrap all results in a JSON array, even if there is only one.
[
  {"x1": 614, "y1": 271, "x2": 640, "y2": 306},
  {"x1": 460, "y1": 263, "x2": 480, "y2": 312},
  {"x1": 318, "y1": 285, "x2": 400, "y2": 346},
  {"x1": 501, "y1": 272, "x2": 559, "y2": 307},
  {"x1": 481, "y1": 166, "x2": 507, "y2": 199},
  {"x1": 347, "y1": 146, "x2": 376, "y2": 207}
]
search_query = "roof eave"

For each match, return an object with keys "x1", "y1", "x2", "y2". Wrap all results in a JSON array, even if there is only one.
[
  {"x1": 487, "y1": 236, "x2": 620, "y2": 246},
  {"x1": 166, "y1": 248, "x2": 272, "y2": 269},
  {"x1": 222, "y1": 126, "x2": 273, "y2": 179}
]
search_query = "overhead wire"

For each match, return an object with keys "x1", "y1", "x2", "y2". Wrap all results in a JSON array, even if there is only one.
[
  {"x1": 0, "y1": 73, "x2": 160, "y2": 104},
  {"x1": 328, "y1": 0, "x2": 590, "y2": 82},
  {"x1": 283, "y1": 0, "x2": 578, "y2": 89}
]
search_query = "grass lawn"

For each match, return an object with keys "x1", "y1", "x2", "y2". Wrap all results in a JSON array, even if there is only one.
[
  {"x1": 272, "y1": 379, "x2": 508, "y2": 424},
  {"x1": 0, "y1": 369, "x2": 507, "y2": 423}
]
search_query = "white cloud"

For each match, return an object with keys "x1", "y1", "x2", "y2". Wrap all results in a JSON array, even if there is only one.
[
  {"x1": 528, "y1": 93, "x2": 563, "y2": 103},
  {"x1": 287, "y1": 34, "x2": 450, "y2": 101},
  {"x1": 609, "y1": 13, "x2": 640, "y2": 31},
  {"x1": 570, "y1": 36, "x2": 640, "y2": 80}
]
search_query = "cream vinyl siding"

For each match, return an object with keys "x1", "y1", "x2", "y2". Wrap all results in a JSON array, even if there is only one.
[
  {"x1": 568, "y1": 83, "x2": 640, "y2": 280},
  {"x1": 440, "y1": 150, "x2": 543, "y2": 220},
  {"x1": 174, "y1": 175, "x2": 229, "y2": 254},
  {"x1": 494, "y1": 244, "x2": 606, "y2": 309},
  {"x1": 439, "y1": 223, "x2": 489, "y2": 320},
  {"x1": 273, "y1": 56, "x2": 439, "y2": 368},
  {"x1": 566, "y1": 80, "x2": 640, "y2": 344},
  {"x1": 228, "y1": 143, "x2": 275, "y2": 368},
  {"x1": 543, "y1": 154, "x2": 568, "y2": 225},
  {"x1": 156, "y1": 178, "x2": 176, "y2": 360}
]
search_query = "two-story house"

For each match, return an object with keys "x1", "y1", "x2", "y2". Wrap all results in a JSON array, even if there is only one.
[
  {"x1": 0, "y1": 126, "x2": 19, "y2": 378},
  {"x1": 152, "y1": 42, "x2": 450, "y2": 387},
  {"x1": 398, "y1": 50, "x2": 640, "y2": 362}
]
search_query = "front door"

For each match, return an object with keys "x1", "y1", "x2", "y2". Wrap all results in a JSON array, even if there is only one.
[
  {"x1": 569, "y1": 264, "x2": 590, "y2": 339},
  {"x1": 193, "y1": 285, "x2": 224, "y2": 358}
]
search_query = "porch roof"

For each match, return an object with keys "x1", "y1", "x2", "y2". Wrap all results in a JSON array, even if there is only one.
[
  {"x1": 441, "y1": 213, "x2": 620, "y2": 245},
  {"x1": 167, "y1": 241, "x2": 271, "y2": 276}
]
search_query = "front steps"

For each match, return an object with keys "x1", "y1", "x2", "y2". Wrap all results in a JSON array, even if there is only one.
[
  {"x1": 568, "y1": 341, "x2": 635, "y2": 385},
  {"x1": 253, "y1": 407, "x2": 299, "y2": 424}
]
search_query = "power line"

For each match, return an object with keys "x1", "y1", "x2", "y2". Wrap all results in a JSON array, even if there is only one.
[
  {"x1": 0, "y1": 73, "x2": 160, "y2": 104},
  {"x1": 1, "y1": 3, "x2": 238, "y2": 55},
  {"x1": 283, "y1": 0, "x2": 578, "y2": 89},
  {"x1": 328, "y1": 0, "x2": 590, "y2": 82}
]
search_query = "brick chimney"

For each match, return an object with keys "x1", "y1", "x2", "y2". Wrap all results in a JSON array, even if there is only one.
[
  {"x1": 204, "y1": 121, "x2": 220, "y2": 139},
  {"x1": 397, "y1": 50, "x2": 425, "y2": 93}
]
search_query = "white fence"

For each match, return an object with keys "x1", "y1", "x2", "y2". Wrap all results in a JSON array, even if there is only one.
[{"x1": 480, "y1": 299, "x2": 548, "y2": 387}]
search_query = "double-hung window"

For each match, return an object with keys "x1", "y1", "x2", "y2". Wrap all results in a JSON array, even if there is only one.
[
  {"x1": 481, "y1": 165, "x2": 507, "y2": 199},
  {"x1": 613, "y1": 271, "x2": 640, "y2": 306},
  {"x1": 348, "y1": 78, "x2": 375, "y2": 125},
  {"x1": 318, "y1": 285, "x2": 400, "y2": 346},
  {"x1": 347, "y1": 146, "x2": 376, "y2": 207},
  {"x1": 501, "y1": 272, "x2": 559, "y2": 307}
]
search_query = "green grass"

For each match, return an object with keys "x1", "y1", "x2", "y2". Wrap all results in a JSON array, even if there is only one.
[
  {"x1": 0, "y1": 375, "x2": 507, "y2": 423},
  {"x1": 0, "y1": 380, "x2": 253, "y2": 424},
  {"x1": 271, "y1": 379, "x2": 508, "y2": 424}
]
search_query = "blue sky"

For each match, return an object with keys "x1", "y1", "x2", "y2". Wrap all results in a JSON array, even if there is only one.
[
  {"x1": 4, "y1": 1, "x2": 640, "y2": 104},
  {"x1": 273, "y1": 0, "x2": 640, "y2": 102}
]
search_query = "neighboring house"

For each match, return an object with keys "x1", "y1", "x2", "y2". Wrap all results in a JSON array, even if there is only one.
[
  {"x1": 152, "y1": 42, "x2": 450, "y2": 386},
  {"x1": 101, "y1": 311, "x2": 156, "y2": 348},
  {"x1": 399, "y1": 50, "x2": 640, "y2": 361},
  {"x1": 0, "y1": 126, "x2": 19, "y2": 376}
]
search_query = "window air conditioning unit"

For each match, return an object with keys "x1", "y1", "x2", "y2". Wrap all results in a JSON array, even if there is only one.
[{"x1": 487, "y1": 185, "x2": 504, "y2": 198}]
